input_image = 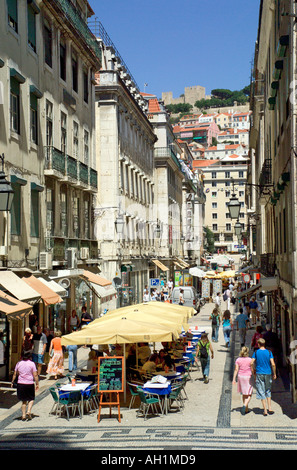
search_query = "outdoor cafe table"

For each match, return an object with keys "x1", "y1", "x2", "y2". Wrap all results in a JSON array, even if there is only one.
[
  {"x1": 143, "y1": 380, "x2": 172, "y2": 415},
  {"x1": 59, "y1": 382, "x2": 92, "y2": 417},
  {"x1": 76, "y1": 370, "x2": 97, "y2": 383}
]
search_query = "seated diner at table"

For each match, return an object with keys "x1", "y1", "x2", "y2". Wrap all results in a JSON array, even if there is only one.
[
  {"x1": 163, "y1": 355, "x2": 176, "y2": 372},
  {"x1": 141, "y1": 353, "x2": 158, "y2": 374},
  {"x1": 137, "y1": 343, "x2": 151, "y2": 366}
]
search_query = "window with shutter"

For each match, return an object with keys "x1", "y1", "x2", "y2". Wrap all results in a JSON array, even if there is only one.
[{"x1": 7, "y1": 0, "x2": 18, "y2": 32}]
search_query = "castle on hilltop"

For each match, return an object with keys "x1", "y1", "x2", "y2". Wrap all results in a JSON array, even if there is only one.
[{"x1": 162, "y1": 85, "x2": 209, "y2": 108}]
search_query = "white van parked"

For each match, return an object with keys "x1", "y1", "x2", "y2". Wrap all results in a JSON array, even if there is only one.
[{"x1": 171, "y1": 286, "x2": 199, "y2": 312}]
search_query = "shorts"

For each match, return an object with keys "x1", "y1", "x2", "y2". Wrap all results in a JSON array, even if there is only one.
[
  {"x1": 32, "y1": 353, "x2": 44, "y2": 364},
  {"x1": 255, "y1": 374, "x2": 272, "y2": 399}
]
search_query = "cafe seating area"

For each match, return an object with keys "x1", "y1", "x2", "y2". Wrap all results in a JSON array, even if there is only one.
[{"x1": 51, "y1": 302, "x2": 206, "y2": 421}]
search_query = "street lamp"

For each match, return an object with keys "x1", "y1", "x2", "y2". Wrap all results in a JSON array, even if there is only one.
[
  {"x1": 227, "y1": 179, "x2": 241, "y2": 220},
  {"x1": 115, "y1": 212, "x2": 125, "y2": 234},
  {"x1": 0, "y1": 155, "x2": 14, "y2": 212},
  {"x1": 234, "y1": 220, "x2": 242, "y2": 237}
]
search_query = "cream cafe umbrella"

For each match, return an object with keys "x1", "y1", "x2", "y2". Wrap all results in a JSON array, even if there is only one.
[
  {"x1": 88, "y1": 302, "x2": 189, "y2": 331},
  {"x1": 61, "y1": 315, "x2": 178, "y2": 346}
]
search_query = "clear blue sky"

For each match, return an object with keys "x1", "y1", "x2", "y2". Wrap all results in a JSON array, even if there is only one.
[{"x1": 89, "y1": 0, "x2": 261, "y2": 99}]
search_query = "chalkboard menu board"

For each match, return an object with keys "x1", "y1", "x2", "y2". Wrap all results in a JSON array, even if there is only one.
[{"x1": 98, "y1": 356, "x2": 124, "y2": 392}]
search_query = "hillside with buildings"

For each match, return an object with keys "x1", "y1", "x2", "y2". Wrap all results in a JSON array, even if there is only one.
[{"x1": 169, "y1": 105, "x2": 252, "y2": 254}]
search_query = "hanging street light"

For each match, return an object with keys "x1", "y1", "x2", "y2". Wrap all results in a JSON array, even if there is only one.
[
  {"x1": 227, "y1": 178, "x2": 241, "y2": 220},
  {"x1": 234, "y1": 220, "x2": 242, "y2": 237},
  {"x1": 0, "y1": 154, "x2": 14, "y2": 212}
]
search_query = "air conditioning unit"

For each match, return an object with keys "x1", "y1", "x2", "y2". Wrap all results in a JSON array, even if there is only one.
[
  {"x1": 39, "y1": 252, "x2": 52, "y2": 270},
  {"x1": 80, "y1": 247, "x2": 89, "y2": 260},
  {"x1": 66, "y1": 248, "x2": 77, "y2": 269}
]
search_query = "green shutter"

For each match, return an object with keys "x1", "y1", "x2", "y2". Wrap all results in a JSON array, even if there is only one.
[
  {"x1": 27, "y1": 5, "x2": 36, "y2": 49},
  {"x1": 30, "y1": 92, "x2": 37, "y2": 110},
  {"x1": 31, "y1": 189, "x2": 39, "y2": 237},
  {"x1": 10, "y1": 183, "x2": 21, "y2": 235},
  {"x1": 7, "y1": 0, "x2": 17, "y2": 23},
  {"x1": 10, "y1": 76, "x2": 20, "y2": 95}
]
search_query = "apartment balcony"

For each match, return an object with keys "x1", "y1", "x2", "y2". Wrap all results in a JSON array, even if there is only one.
[
  {"x1": 154, "y1": 147, "x2": 182, "y2": 171},
  {"x1": 44, "y1": 146, "x2": 66, "y2": 178},
  {"x1": 44, "y1": 146, "x2": 98, "y2": 192},
  {"x1": 44, "y1": 0, "x2": 101, "y2": 68},
  {"x1": 47, "y1": 236, "x2": 99, "y2": 263},
  {"x1": 260, "y1": 253, "x2": 276, "y2": 277}
]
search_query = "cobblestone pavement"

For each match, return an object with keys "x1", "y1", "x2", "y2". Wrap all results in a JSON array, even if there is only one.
[{"x1": 1, "y1": 300, "x2": 297, "y2": 451}]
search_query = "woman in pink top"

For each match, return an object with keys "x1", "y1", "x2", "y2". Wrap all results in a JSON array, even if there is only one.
[
  {"x1": 11, "y1": 351, "x2": 39, "y2": 421},
  {"x1": 232, "y1": 346, "x2": 255, "y2": 415}
]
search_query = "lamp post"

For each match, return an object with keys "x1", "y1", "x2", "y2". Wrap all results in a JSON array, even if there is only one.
[
  {"x1": 0, "y1": 155, "x2": 14, "y2": 212},
  {"x1": 227, "y1": 178, "x2": 241, "y2": 220},
  {"x1": 0, "y1": 155, "x2": 14, "y2": 269},
  {"x1": 234, "y1": 220, "x2": 242, "y2": 237}
]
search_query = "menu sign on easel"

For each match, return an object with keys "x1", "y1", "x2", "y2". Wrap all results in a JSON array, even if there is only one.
[{"x1": 98, "y1": 356, "x2": 124, "y2": 392}]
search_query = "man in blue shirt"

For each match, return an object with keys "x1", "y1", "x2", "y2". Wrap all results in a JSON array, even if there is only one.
[
  {"x1": 235, "y1": 307, "x2": 250, "y2": 347},
  {"x1": 251, "y1": 338, "x2": 277, "y2": 416}
]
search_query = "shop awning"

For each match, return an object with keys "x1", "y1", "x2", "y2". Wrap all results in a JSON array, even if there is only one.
[
  {"x1": 175, "y1": 257, "x2": 190, "y2": 268},
  {"x1": 80, "y1": 270, "x2": 112, "y2": 287},
  {"x1": 90, "y1": 283, "x2": 117, "y2": 300},
  {"x1": 0, "y1": 291, "x2": 32, "y2": 320},
  {"x1": 236, "y1": 283, "x2": 262, "y2": 299},
  {"x1": 174, "y1": 261, "x2": 185, "y2": 270},
  {"x1": 151, "y1": 259, "x2": 169, "y2": 271},
  {"x1": 21, "y1": 275, "x2": 63, "y2": 305},
  {"x1": 0, "y1": 270, "x2": 41, "y2": 305},
  {"x1": 38, "y1": 278, "x2": 67, "y2": 297}
]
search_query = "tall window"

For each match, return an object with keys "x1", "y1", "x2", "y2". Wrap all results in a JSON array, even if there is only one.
[
  {"x1": 84, "y1": 129, "x2": 89, "y2": 164},
  {"x1": 31, "y1": 189, "x2": 39, "y2": 237},
  {"x1": 61, "y1": 111, "x2": 67, "y2": 154},
  {"x1": 27, "y1": 3, "x2": 37, "y2": 52},
  {"x1": 84, "y1": 197, "x2": 90, "y2": 239},
  {"x1": 46, "y1": 100, "x2": 53, "y2": 147},
  {"x1": 7, "y1": 0, "x2": 18, "y2": 32},
  {"x1": 72, "y1": 51, "x2": 78, "y2": 92},
  {"x1": 60, "y1": 186, "x2": 67, "y2": 237},
  {"x1": 83, "y1": 67, "x2": 88, "y2": 103},
  {"x1": 10, "y1": 79, "x2": 20, "y2": 133},
  {"x1": 30, "y1": 93, "x2": 38, "y2": 144},
  {"x1": 44, "y1": 19, "x2": 52, "y2": 67},
  {"x1": 73, "y1": 121, "x2": 79, "y2": 159},
  {"x1": 11, "y1": 182, "x2": 21, "y2": 235},
  {"x1": 46, "y1": 187, "x2": 54, "y2": 236},
  {"x1": 73, "y1": 194, "x2": 80, "y2": 238},
  {"x1": 60, "y1": 39, "x2": 66, "y2": 81}
]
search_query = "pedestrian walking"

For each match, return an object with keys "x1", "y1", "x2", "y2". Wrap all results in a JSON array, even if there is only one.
[
  {"x1": 22, "y1": 328, "x2": 34, "y2": 355},
  {"x1": 232, "y1": 346, "x2": 254, "y2": 415},
  {"x1": 251, "y1": 338, "x2": 277, "y2": 416},
  {"x1": 68, "y1": 309, "x2": 80, "y2": 332},
  {"x1": 235, "y1": 307, "x2": 250, "y2": 347},
  {"x1": 222, "y1": 310, "x2": 233, "y2": 347},
  {"x1": 32, "y1": 325, "x2": 47, "y2": 377},
  {"x1": 214, "y1": 292, "x2": 222, "y2": 316},
  {"x1": 194, "y1": 333, "x2": 214, "y2": 384},
  {"x1": 223, "y1": 288, "x2": 231, "y2": 310},
  {"x1": 249, "y1": 296, "x2": 259, "y2": 325},
  {"x1": 11, "y1": 350, "x2": 39, "y2": 421},
  {"x1": 251, "y1": 326, "x2": 263, "y2": 352},
  {"x1": 209, "y1": 308, "x2": 220, "y2": 342},
  {"x1": 179, "y1": 289, "x2": 185, "y2": 305},
  {"x1": 66, "y1": 344, "x2": 78, "y2": 373},
  {"x1": 47, "y1": 330, "x2": 64, "y2": 380}
]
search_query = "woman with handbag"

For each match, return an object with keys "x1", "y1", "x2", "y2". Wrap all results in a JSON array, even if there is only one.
[{"x1": 11, "y1": 350, "x2": 39, "y2": 421}]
